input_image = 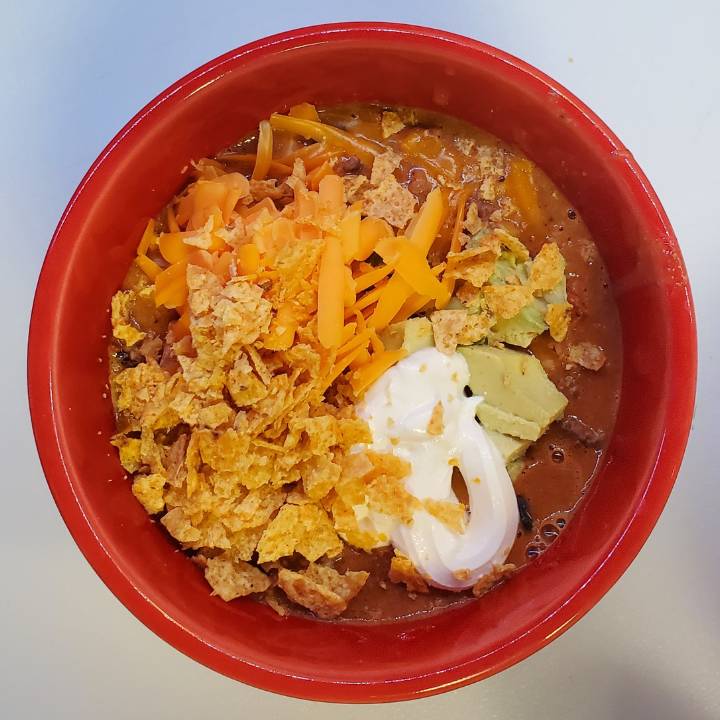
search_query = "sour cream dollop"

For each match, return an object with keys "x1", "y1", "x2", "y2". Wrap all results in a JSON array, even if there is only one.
[{"x1": 355, "y1": 347, "x2": 519, "y2": 590}]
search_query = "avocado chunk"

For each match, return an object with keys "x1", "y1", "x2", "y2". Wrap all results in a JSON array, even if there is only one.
[
  {"x1": 460, "y1": 345, "x2": 568, "y2": 441},
  {"x1": 506, "y1": 458, "x2": 526, "y2": 482},
  {"x1": 484, "y1": 429, "x2": 532, "y2": 464},
  {"x1": 379, "y1": 317, "x2": 434, "y2": 354}
]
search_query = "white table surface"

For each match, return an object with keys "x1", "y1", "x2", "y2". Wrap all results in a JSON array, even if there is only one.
[{"x1": 3, "y1": 1, "x2": 718, "y2": 717}]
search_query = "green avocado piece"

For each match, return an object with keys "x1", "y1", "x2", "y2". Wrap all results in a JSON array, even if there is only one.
[
  {"x1": 379, "y1": 317, "x2": 434, "y2": 354},
  {"x1": 460, "y1": 345, "x2": 568, "y2": 440},
  {"x1": 490, "y1": 299, "x2": 548, "y2": 348},
  {"x1": 485, "y1": 429, "x2": 532, "y2": 464},
  {"x1": 477, "y1": 404, "x2": 542, "y2": 441},
  {"x1": 506, "y1": 458, "x2": 526, "y2": 482}
]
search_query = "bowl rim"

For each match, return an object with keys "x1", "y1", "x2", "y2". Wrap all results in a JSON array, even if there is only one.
[{"x1": 27, "y1": 21, "x2": 697, "y2": 703}]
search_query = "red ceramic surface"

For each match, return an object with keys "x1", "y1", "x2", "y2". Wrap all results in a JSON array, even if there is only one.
[{"x1": 28, "y1": 23, "x2": 696, "y2": 703}]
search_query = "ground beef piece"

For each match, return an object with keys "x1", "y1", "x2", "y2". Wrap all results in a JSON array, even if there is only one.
[
  {"x1": 334, "y1": 155, "x2": 362, "y2": 176},
  {"x1": 560, "y1": 415, "x2": 605, "y2": 447},
  {"x1": 249, "y1": 179, "x2": 294, "y2": 207},
  {"x1": 567, "y1": 342, "x2": 607, "y2": 371}
]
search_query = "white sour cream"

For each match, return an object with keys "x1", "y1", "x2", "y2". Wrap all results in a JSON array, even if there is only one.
[{"x1": 355, "y1": 347, "x2": 519, "y2": 590}]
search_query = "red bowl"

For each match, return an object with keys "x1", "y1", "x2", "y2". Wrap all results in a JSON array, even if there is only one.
[{"x1": 28, "y1": 23, "x2": 696, "y2": 702}]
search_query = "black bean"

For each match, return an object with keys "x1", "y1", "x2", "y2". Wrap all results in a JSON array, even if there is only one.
[
  {"x1": 463, "y1": 385, "x2": 473, "y2": 398},
  {"x1": 516, "y1": 495, "x2": 533, "y2": 532},
  {"x1": 115, "y1": 349, "x2": 139, "y2": 368}
]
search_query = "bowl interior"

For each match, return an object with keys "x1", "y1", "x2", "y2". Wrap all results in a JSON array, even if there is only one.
[{"x1": 29, "y1": 25, "x2": 695, "y2": 702}]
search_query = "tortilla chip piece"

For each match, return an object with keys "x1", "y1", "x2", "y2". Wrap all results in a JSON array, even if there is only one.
[
  {"x1": 458, "y1": 311, "x2": 494, "y2": 346},
  {"x1": 187, "y1": 265, "x2": 223, "y2": 316},
  {"x1": 529, "y1": 242, "x2": 565, "y2": 293},
  {"x1": 545, "y1": 302, "x2": 572, "y2": 342},
  {"x1": 198, "y1": 401, "x2": 235, "y2": 429},
  {"x1": 381, "y1": 111, "x2": 405, "y2": 139},
  {"x1": 366, "y1": 473, "x2": 418, "y2": 525},
  {"x1": 111, "y1": 435, "x2": 141, "y2": 473},
  {"x1": 389, "y1": 553, "x2": 429, "y2": 593},
  {"x1": 343, "y1": 174, "x2": 370, "y2": 203},
  {"x1": 256, "y1": 504, "x2": 342, "y2": 563},
  {"x1": 430, "y1": 309, "x2": 468, "y2": 354},
  {"x1": 161, "y1": 507, "x2": 202, "y2": 544},
  {"x1": 445, "y1": 247, "x2": 498, "y2": 288},
  {"x1": 363, "y1": 176, "x2": 417, "y2": 229},
  {"x1": 495, "y1": 228, "x2": 530, "y2": 262},
  {"x1": 331, "y1": 495, "x2": 387, "y2": 551},
  {"x1": 302, "y1": 455, "x2": 342, "y2": 500},
  {"x1": 483, "y1": 284, "x2": 534, "y2": 320},
  {"x1": 111, "y1": 290, "x2": 146, "y2": 346},
  {"x1": 424, "y1": 499, "x2": 467, "y2": 533},
  {"x1": 341, "y1": 451, "x2": 375, "y2": 482},
  {"x1": 204, "y1": 554, "x2": 271, "y2": 601},
  {"x1": 226, "y1": 525, "x2": 266, "y2": 560},
  {"x1": 213, "y1": 281, "x2": 273, "y2": 353},
  {"x1": 337, "y1": 418, "x2": 372, "y2": 446},
  {"x1": 463, "y1": 202, "x2": 485, "y2": 235},
  {"x1": 277, "y1": 564, "x2": 368, "y2": 619},
  {"x1": 471, "y1": 563, "x2": 516, "y2": 598},
  {"x1": 225, "y1": 354, "x2": 268, "y2": 407},
  {"x1": 112, "y1": 361, "x2": 170, "y2": 418},
  {"x1": 131, "y1": 473, "x2": 165, "y2": 514},
  {"x1": 228, "y1": 487, "x2": 286, "y2": 530},
  {"x1": 370, "y1": 150, "x2": 402, "y2": 186}
]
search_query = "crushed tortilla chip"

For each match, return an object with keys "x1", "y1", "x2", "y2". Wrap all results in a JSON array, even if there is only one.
[
  {"x1": 204, "y1": 554, "x2": 271, "y2": 601},
  {"x1": 444, "y1": 247, "x2": 498, "y2": 288},
  {"x1": 277, "y1": 563, "x2": 368, "y2": 619},
  {"x1": 131, "y1": 473, "x2": 166, "y2": 514},
  {"x1": 369, "y1": 150, "x2": 401, "y2": 186},
  {"x1": 472, "y1": 563, "x2": 516, "y2": 598},
  {"x1": 388, "y1": 552, "x2": 429, "y2": 593},
  {"x1": 363, "y1": 176, "x2": 417, "y2": 229},
  {"x1": 483, "y1": 284, "x2": 534, "y2": 320},
  {"x1": 381, "y1": 111, "x2": 406, "y2": 139},
  {"x1": 545, "y1": 302, "x2": 572, "y2": 342},
  {"x1": 529, "y1": 242, "x2": 565, "y2": 293},
  {"x1": 426, "y1": 401, "x2": 444, "y2": 435},
  {"x1": 430, "y1": 308, "x2": 494, "y2": 354},
  {"x1": 423, "y1": 498, "x2": 467, "y2": 533},
  {"x1": 256, "y1": 504, "x2": 342, "y2": 563},
  {"x1": 111, "y1": 435, "x2": 142, "y2": 473},
  {"x1": 111, "y1": 290, "x2": 146, "y2": 346}
]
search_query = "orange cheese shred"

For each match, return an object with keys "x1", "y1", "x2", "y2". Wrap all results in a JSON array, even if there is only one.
[
  {"x1": 407, "y1": 187, "x2": 446, "y2": 255},
  {"x1": 356, "y1": 216, "x2": 393, "y2": 261},
  {"x1": 237, "y1": 243, "x2": 261, "y2": 275},
  {"x1": 368, "y1": 274, "x2": 413, "y2": 330},
  {"x1": 137, "y1": 219, "x2": 157, "y2": 256},
  {"x1": 269, "y1": 113, "x2": 382, "y2": 166},
  {"x1": 350, "y1": 349, "x2": 409, "y2": 395},
  {"x1": 154, "y1": 261, "x2": 188, "y2": 309},
  {"x1": 353, "y1": 262, "x2": 395, "y2": 293},
  {"x1": 134, "y1": 254, "x2": 162, "y2": 280},
  {"x1": 504, "y1": 158, "x2": 544, "y2": 238},
  {"x1": 317, "y1": 234, "x2": 345, "y2": 348},
  {"x1": 375, "y1": 236, "x2": 450, "y2": 305},
  {"x1": 339, "y1": 209, "x2": 361, "y2": 262},
  {"x1": 252, "y1": 120, "x2": 274, "y2": 181}
]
